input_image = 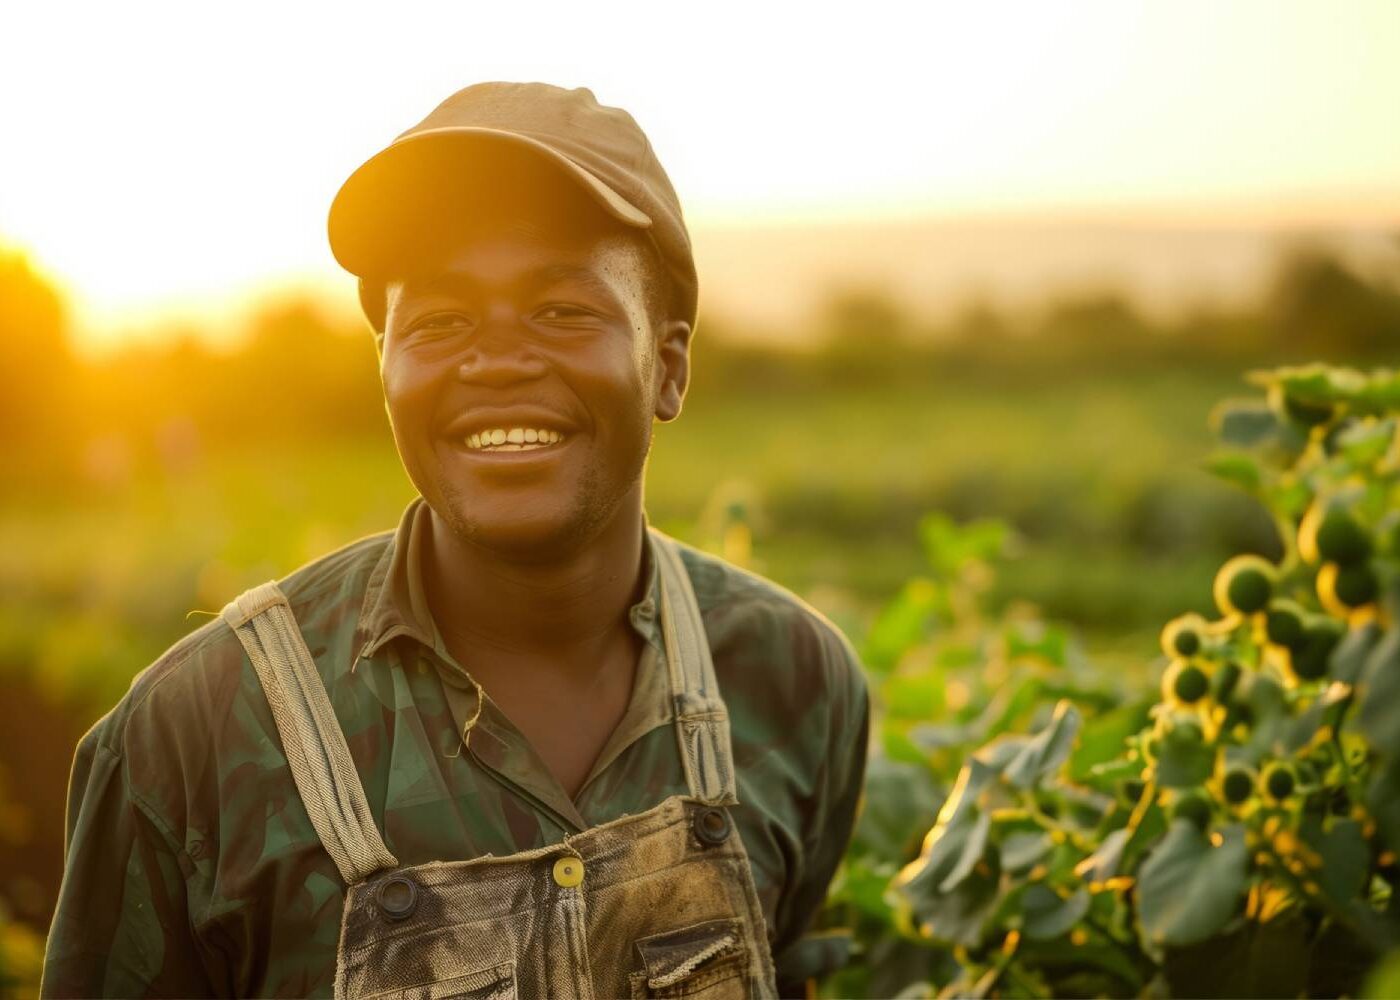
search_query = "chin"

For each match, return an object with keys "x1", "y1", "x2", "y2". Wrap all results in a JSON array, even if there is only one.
[{"x1": 433, "y1": 481, "x2": 609, "y2": 562}]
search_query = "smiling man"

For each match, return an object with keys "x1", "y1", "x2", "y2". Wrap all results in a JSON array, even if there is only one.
[{"x1": 42, "y1": 83, "x2": 869, "y2": 999}]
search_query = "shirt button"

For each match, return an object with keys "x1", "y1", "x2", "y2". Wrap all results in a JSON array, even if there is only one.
[{"x1": 552, "y1": 856, "x2": 585, "y2": 888}]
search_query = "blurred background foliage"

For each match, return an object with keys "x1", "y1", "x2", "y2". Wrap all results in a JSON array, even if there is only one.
[{"x1": 0, "y1": 234, "x2": 1398, "y2": 995}]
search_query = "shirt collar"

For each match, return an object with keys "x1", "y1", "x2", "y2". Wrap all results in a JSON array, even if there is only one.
[{"x1": 353, "y1": 496, "x2": 663, "y2": 666}]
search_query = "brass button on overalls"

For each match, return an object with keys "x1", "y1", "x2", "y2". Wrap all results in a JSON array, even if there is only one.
[
  {"x1": 694, "y1": 806, "x2": 732, "y2": 846},
  {"x1": 375, "y1": 875, "x2": 418, "y2": 921},
  {"x1": 552, "y1": 856, "x2": 584, "y2": 888}
]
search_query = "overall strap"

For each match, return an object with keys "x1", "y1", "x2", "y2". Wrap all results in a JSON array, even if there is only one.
[
  {"x1": 649, "y1": 531, "x2": 739, "y2": 806},
  {"x1": 221, "y1": 582, "x2": 398, "y2": 885}
]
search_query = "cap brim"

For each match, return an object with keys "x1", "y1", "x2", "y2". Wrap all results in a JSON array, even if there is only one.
[{"x1": 328, "y1": 127, "x2": 653, "y2": 277}]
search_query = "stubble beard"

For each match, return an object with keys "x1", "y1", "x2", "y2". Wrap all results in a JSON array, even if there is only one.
[{"x1": 431, "y1": 434, "x2": 650, "y2": 563}]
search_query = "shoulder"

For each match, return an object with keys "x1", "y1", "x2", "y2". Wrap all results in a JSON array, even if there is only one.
[
  {"x1": 671, "y1": 539, "x2": 868, "y2": 711},
  {"x1": 85, "y1": 528, "x2": 394, "y2": 769}
]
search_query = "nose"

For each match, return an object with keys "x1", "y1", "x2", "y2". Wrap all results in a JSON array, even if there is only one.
[{"x1": 456, "y1": 318, "x2": 547, "y2": 387}]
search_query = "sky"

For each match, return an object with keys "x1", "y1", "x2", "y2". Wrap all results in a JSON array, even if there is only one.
[{"x1": 2, "y1": 0, "x2": 1398, "y2": 350}]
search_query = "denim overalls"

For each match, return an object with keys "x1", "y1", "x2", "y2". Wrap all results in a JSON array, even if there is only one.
[{"x1": 221, "y1": 529, "x2": 779, "y2": 999}]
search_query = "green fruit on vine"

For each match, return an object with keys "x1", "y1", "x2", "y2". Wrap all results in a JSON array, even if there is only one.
[
  {"x1": 1171, "y1": 791, "x2": 1213, "y2": 830},
  {"x1": 1318, "y1": 561, "x2": 1379, "y2": 611},
  {"x1": 1223, "y1": 767, "x2": 1255, "y2": 804},
  {"x1": 1168, "y1": 717, "x2": 1205, "y2": 746},
  {"x1": 1160, "y1": 614, "x2": 1206, "y2": 658},
  {"x1": 1265, "y1": 600, "x2": 1307, "y2": 650},
  {"x1": 1290, "y1": 618, "x2": 1344, "y2": 681},
  {"x1": 1262, "y1": 762, "x2": 1296, "y2": 802},
  {"x1": 1321, "y1": 416, "x2": 1359, "y2": 456},
  {"x1": 1171, "y1": 664, "x2": 1210, "y2": 704},
  {"x1": 1214, "y1": 555, "x2": 1275, "y2": 616},
  {"x1": 1314, "y1": 509, "x2": 1372, "y2": 565},
  {"x1": 1212, "y1": 660, "x2": 1243, "y2": 704},
  {"x1": 1118, "y1": 778, "x2": 1146, "y2": 805}
]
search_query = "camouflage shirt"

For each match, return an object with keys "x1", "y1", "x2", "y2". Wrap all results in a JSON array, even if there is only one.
[{"x1": 41, "y1": 498, "x2": 870, "y2": 998}]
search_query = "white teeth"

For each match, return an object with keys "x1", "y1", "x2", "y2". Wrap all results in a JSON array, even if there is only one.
[{"x1": 463, "y1": 427, "x2": 566, "y2": 451}]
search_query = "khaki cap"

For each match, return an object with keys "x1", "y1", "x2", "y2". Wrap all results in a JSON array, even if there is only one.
[{"x1": 328, "y1": 81, "x2": 697, "y2": 329}]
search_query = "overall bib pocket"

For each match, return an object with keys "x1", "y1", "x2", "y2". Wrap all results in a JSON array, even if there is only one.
[
  {"x1": 363, "y1": 960, "x2": 517, "y2": 1000},
  {"x1": 629, "y1": 917, "x2": 750, "y2": 999}
]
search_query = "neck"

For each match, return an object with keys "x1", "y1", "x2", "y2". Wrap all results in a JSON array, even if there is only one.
[{"x1": 423, "y1": 493, "x2": 647, "y2": 658}]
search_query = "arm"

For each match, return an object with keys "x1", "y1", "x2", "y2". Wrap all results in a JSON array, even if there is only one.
[
  {"x1": 41, "y1": 724, "x2": 213, "y2": 999},
  {"x1": 771, "y1": 627, "x2": 872, "y2": 997}
]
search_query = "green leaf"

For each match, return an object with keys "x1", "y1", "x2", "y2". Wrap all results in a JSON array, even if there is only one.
[
  {"x1": 1360, "y1": 630, "x2": 1400, "y2": 756},
  {"x1": 917, "y1": 512, "x2": 1011, "y2": 578},
  {"x1": 1004, "y1": 621, "x2": 1068, "y2": 668},
  {"x1": 1205, "y1": 452, "x2": 1264, "y2": 492},
  {"x1": 1285, "y1": 681, "x2": 1354, "y2": 753},
  {"x1": 862, "y1": 577, "x2": 943, "y2": 673},
  {"x1": 1332, "y1": 622, "x2": 1383, "y2": 685},
  {"x1": 1071, "y1": 700, "x2": 1151, "y2": 783},
  {"x1": 1357, "y1": 370, "x2": 1400, "y2": 411},
  {"x1": 1211, "y1": 398, "x2": 1281, "y2": 448},
  {"x1": 1336, "y1": 417, "x2": 1396, "y2": 467},
  {"x1": 1239, "y1": 672, "x2": 1290, "y2": 762},
  {"x1": 1368, "y1": 756, "x2": 1400, "y2": 860},
  {"x1": 1003, "y1": 701, "x2": 1081, "y2": 789},
  {"x1": 1274, "y1": 363, "x2": 1365, "y2": 402},
  {"x1": 1265, "y1": 477, "x2": 1313, "y2": 519},
  {"x1": 939, "y1": 810, "x2": 992, "y2": 891},
  {"x1": 1154, "y1": 725, "x2": 1216, "y2": 788},
  {"x1": 1021, "y1": 885, "x2": 1091, "y2": 941},
  {"x1": 1137, "y1": 821, "x2": 1249, "y2": 950},
  {"x1": 1019, "y1": 940, "x2": 1144, "y2": 994},
  {"x1": 830, "y1": 856, "x2": 898, "y2": 921},
  {"x1": 1316, "y1": 819, "x2": 1369, "y2": 906},
  {"x1": 880, "y1": 725, "x2": 930, "y2": 765},
  {"x1": 1162, "y1": 915, "x2": 1309, "y2": 1000},
  {"x1": 1074, "y1": 827, "x2": 1130, "y2": 885},
  {"x1": 1363, "y1": 948, "x2": 1400, "y2": 1000},
  {"x1": 881, "y1": 672, "x2": 946, "y2": 721},
  {"x1": 853, "y1": 756, "x2": 944, "y2": 862},
  {"x1": 1000, "y1": 831, "x2": 1052, "y2": 874},
  {"x1": 908, "y1": 721, "x2": 974, "y2": 751},
  {"x1": 892, "y1": 758, "x2": 997, "y2": 898},
  {"x1": 900, "y1": 858, "x2": 1003, "y2": 949}
]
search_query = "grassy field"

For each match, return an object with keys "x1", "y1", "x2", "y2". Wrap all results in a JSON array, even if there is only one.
[{"x1": 0, "y1": 360, "x2": 1277, "y2": 963}]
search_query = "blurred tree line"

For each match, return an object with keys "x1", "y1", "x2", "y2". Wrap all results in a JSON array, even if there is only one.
[{"x1": 1, "y1": 238, "x2": 1397, "y2": 485}]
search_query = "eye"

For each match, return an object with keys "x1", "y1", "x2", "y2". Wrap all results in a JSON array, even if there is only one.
[
  {"x1": 535, "y1": 304, "x2": 596, "y2": 323},
  {"x1": 409, "y1": 312, "x2": 473, "y2": 335}
]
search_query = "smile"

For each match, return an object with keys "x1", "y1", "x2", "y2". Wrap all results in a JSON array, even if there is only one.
[{"x1": 465, "y1": 427, "x2": 566, "y2": 452}]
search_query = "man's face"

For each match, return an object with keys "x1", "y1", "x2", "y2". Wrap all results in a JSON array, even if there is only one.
[{"x1": 379, "y1": 181, "x2": 688, "y2": 559}]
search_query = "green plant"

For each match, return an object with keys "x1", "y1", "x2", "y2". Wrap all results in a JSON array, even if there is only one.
[{"x1": 822, "y1": 363, "x2": 1400, "y2": 998}]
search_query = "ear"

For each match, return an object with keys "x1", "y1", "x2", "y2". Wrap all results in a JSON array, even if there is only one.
[{"x1": 653, "y1": 318, "x2": 693, "y2": 422}]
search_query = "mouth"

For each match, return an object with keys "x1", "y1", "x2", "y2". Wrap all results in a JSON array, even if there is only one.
[{"x1": 461, "y1": 426, "x2": 568, "y2": 454}]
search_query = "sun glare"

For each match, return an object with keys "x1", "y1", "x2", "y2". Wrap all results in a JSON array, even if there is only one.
[{"x1": 2, "y1": 1, "x2": 1398, "y2": 350}]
